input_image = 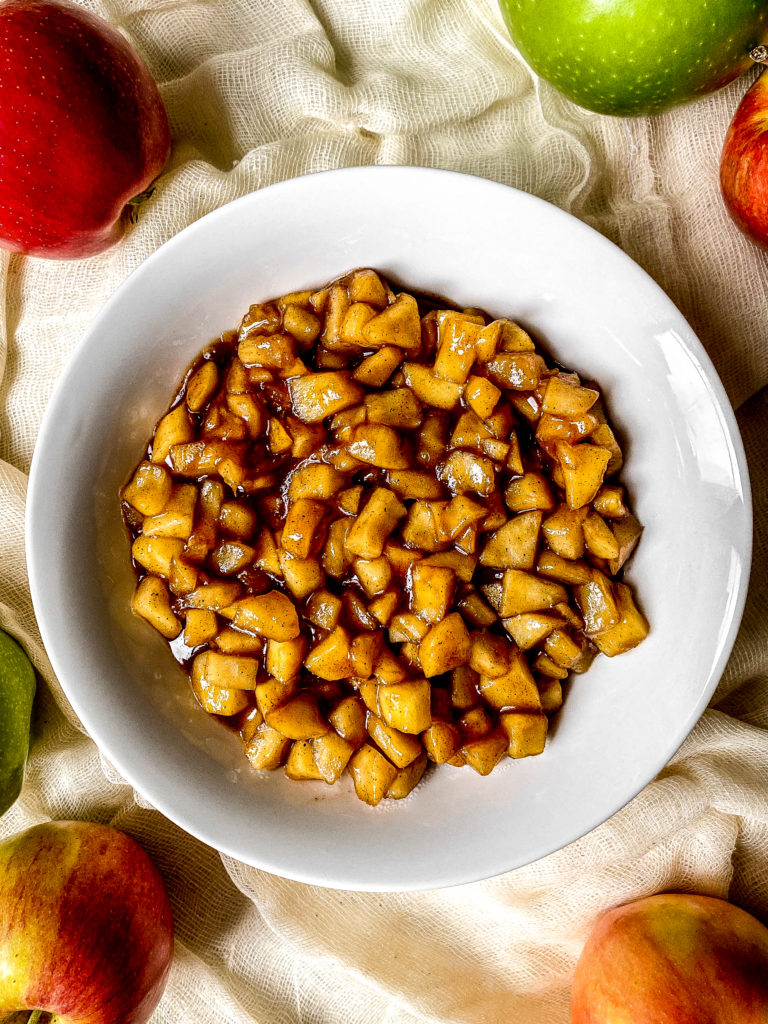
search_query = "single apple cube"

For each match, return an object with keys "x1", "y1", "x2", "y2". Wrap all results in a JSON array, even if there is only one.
[
  {"x1": 402, "y1": 362, "x2": 463, "y2": 410},
  {"x1": 311, "y1": 731, "x2": 355, "y2": 784},
  {"x1": 410, "y1": 563, "x2": 455, "y2": 623},
  {"x1": 218, "y1": 500, "x2": 257, "y2": 540},
  {"x1": 278, "y1": 552, "x2": 323, "y2": 600},
  {"x1": 281, "y1": 498, "x2": 327, "y2": 559},
  {"x1": 500, "y1": 712, "x2": 548, "y2": 758},
  {"x1": 183, "y1": 608, "x2": 218, "y2": 647},
  {"x1": 283, "y1": 303, "x2": 322, "y2": 344},
  {"x1": 184, "y1": 580, "x2": 242, "y2": 611},
  {"x1": 348, "y1": 743, "x2": 399, "y2": 805},
  {"x1": 210, "y1": 541, "x2": 255, "y2": 575},
  {"x1": 461, "y1": 730, "x2": 508, "y2": 776},
  {"x1": 573, "y1": 570, "x2": 620, "y2": 635},
  {"x1": 592, "y1": 582, "x2": 649, "y2": 656},
  {"x1": 347, "y1": 268, "x2": 389, "y2": 307},
  {"x1": 265, "y1": 635, "x2": 307, "y2": 683},
  {"x1": 378, "y1": 678, "x2": 432, "y2": 734},
  {"x1": 288, "y1": 372, "x2": 363, "y2": 423},
  {"x1": 192, "y1": 650, "x2": 260, "y2": 690},
  {"x1": 386, "y1": 469, "x2": 444, "y2": 500},
  {"x1": 468, "y1": 630, "x2": 512, "y2": 678},
  {"x1": 340, "y1": 302, "x2": 378, "y2": 345},
  {"x1": 151, "y1": 404, "x2": 195, "y2": 464},
  {"x1": 369, "y1": 592, "x2": 399, "y2": 627},
  {"x1": 386, "y1": 749, "x2": 428, "y2": 799},
  {"x1": 457, "y1": 590, "x2": 497, "y2": 628},
  {"x1": 132, "y1": 536, "x2": 186, "y2": 579},
  {"x1": 322, "y1": 517, "x2": 353, "y2": 577},
  {"x1": 450, "y1": 664, "x2": 479, "y2": 709},
  {"x1": 388, "y1": 612, "x2": 430, "y2": 643},
  {"x1": 533, "y1": 652, "x2": 569, "y2": 681},
  {"x1": 479, "y1": 510, "x2": 542, "y2": 570},
  {"x1": 536, "y1": 550, "x2": 592, "y2": 584},
  {"x1": 542, "y1": 504, "x2": 588, "y2": 560},
  {"x1": 498, "y1": 569, "x2": 568, "y2": 617},
  {"x1": 346, "y1": 487, "x2": 407, "y2": 559},
  {"x1": 420, "y1": 612, "x2": 471, "y2": 677},
  {"x1": 284, "y1": 739, "x2": 324, "y2": 781},
  {"x1": 215, "y1": 627, "x2": 264, "y2": 656},
  {"x1": 544, "y1": 628, "x2": 587, "y2": 670},
  {"x1": 486, "y1": 352, "x2": 546, "y2": 390},
  {"x1": 421, "y1": 720, "x2": 461, "y2": 764},
  {"x1": 541, "y1": 376, "x2": 599, "y2": 417},
  {"x1": 537, "y1": 677, "x2": 564, "y2": 714},
  {"x1": 123, "y1": 461, "x2": 173, "y2": 517},
  {"x1": 169, "y1": 556, "x2": 198, "y2": 596},
  {"x1": 305, "y1": 589, "x2": 343, "y2": 631},
  {"x1": 228, "y1": 591, "x2": 300, "y2": 641},
  {"x1": 556, "y1": 441, "x2": 612, "y2": 509},
  {"x1": 304, "y1": 627, "x2": 351, "y2": 681},
  {"x1": 364, "y1": 388, "x2": 422, "y2": 429},
  {"x1": 287, "y1": 462, "x2": 345, "y2": 502},
  {"x1": 504, "y1": 472, "x2": 555, "y2": 514},
  {"x1": 186, "y1": 360, "x2": 219, "y2": 413},
  {"x1": 476, "y1": 319, "x2": 535, "y2": 361},
  {"x1": 583, "y1": 511, "x2": 620, "y2": 560},
  {"x1": 329, "y1": 695, "x2": 367, "y2": 747},
  {"x1": 478, "y1": 650, "x2": 540, "y2": 711},
  {"x1": 608, "y1": 513, "x2": 643, "y2": 575},
  {"x1": 361, "y1": 292, "x2": 421, "y2": 351},
  {"x1": 502, "y1": 612, "x2": 564, "y2": 650},
  {"x1": 141, "y1": 484, "x2": 197, "y2": 540},
  {"x1": 438, "y1": 450, "x2": 496, "y2": 496},
  {"x1": 266, "y1": 692, "x2": 329, "y2": 739},
  {"x1": 400, "y1": 500, "x2": 449, "y2": 552},
  {"x1": 244, "y1": 723, "x2": 291, "y2": 770},
  {"x1": 351, "y1": 345, "x2": 404, "y2": 387},
  {"x1": 131, "y1": 576, "x2": 181, "y2": 639},
  {"x1": 433, "y1": 312, "x2": 482, "y2": 383},
  {"x1": 465, "y1": 374, "x2": 501, "y2": 419},
  {"x1": 350, "y1": 633, "x2": 385, "y2": 678},
  {"x1": 254, "y1": 676, "x2": 296, "y2": 717},
  {"x1": 347, "y1": 424, "x2": 411, "y2": 469},
  {"x1": 422, "y1": 550, "x2": 476, "y2": 583}
]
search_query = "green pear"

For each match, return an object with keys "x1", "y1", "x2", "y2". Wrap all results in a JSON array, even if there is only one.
[
  {"x1": 0, "y1": 630, "x2": 36, "y2": 816},
  {"x1": 498, "y1": 0, "x2": 768, "y2": 116}
]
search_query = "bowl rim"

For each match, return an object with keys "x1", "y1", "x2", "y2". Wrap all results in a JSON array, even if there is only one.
[{"x1": 26, "y1": 165, "x2": 753, "y2": 890}]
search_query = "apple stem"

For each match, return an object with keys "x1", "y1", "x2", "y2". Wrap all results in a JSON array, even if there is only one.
[
  {"x1": 750, "y1": 44, "x2": 768, "y2": 64},
  {"x1": 27, "y1": 1012, "x2": 51, "y2": 1024}
]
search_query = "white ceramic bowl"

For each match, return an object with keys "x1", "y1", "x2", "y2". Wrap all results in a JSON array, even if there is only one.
[{"x1": 27, "y1": 167, "x2": 751, "y2": 891}]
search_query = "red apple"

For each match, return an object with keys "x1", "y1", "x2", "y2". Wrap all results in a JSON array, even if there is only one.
[
  {"x1": 0, "y1": 820, "x2": 174, "y2": 1023},
  {"x1": 571, "y1": 893, "x2": 768, "y2": 1024},
  {"x1": 721, "y1": 64, "x2": 768, "y2": 248},
  {"x1": 0, "y1": 0, "x2": 170, "y2": 259}
]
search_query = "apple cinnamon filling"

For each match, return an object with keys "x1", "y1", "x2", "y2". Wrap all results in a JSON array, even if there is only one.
[{"x1": 120, "y1": 268, "x2": 648, "y2": 805}]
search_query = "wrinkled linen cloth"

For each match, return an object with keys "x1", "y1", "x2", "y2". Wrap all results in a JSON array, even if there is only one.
[{"x1": 2, "y1": 1, "x2": 768, "y2": 1021}]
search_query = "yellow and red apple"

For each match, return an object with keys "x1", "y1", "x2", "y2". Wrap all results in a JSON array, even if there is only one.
[
  {"x1": 721, "y1": 65, "x2": 768, "y2": 247},
  {"x1": 0, "y1": 0, "x2": 170, "y2": 259},
  {"x1": 0, "y1": 821, "x2": 174, "y2": 1023},
  {"x1": 571, "y1": 893, "x2": 768, "y2": 1023}
]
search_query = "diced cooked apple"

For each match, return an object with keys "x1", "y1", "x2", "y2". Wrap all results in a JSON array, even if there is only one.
[
  {"x1": 351, "y1": 345, "x2": 404, "y2": 387},
  {"x1": 608, "y1": 513, "x2": 643, "y2": 575},
  {"x1": 422, "y1": 720, "x2": 461, "y2": 764},
  {"x1": 184, "y1": 608, "x2": 218, "y2": 647},
  {"x1": 346, "y1": 487, "x2": 407, "y2": 559},
  {"x1": 348, "y1": 743, "x2": 399, "y2": 805},
  {"x1": 266, "y1": 692, "x2": 329, "y2": 739},
  {"x1": 124, "y1": 461, "x2": 173, "y2": 516},
  {"x1": 350, "y1": 632, "x2": 384, "y2": 678},
  {"x1": 364, "y1": 388, "x2": 422, "y2": 429},
  {"x1": 361, "y1": 292, "x2": 421, "y2": 351},
  {"x1": 305, "y1": 627, "x2": 351, "y2": 681},
  {"x1": 305, "y1": 589, "x2": 343, "y2": 630},
  {"x1": 278, "y1": 552, "x2": 323, "y2": 600},
  {"x1": 583, "y1": 511, "x2": 620, "y2": 559},
  {"x1": 132, "y1": 536, "x2": 186, "y2": 579},
  {"x1": 287, "y1": 462, "x2": 345, "y2": 502},
  {"x1": 347, "y1": 424, "x2": 411, "y2": 469},
  {"x1": 215, "y1": 627, "x2": 264, "y2": 656},
  {"x1": 228, "y1": 591, "x2": 300, "y2": 640},
  {"x1": 131, "y1": 576, "x2": 181, "y2": 639},
  {"x1": 402, "y1": 362, "x2": 463, "y2": 409},
  {"x1": 486, "y1": 352, "x2": 546, "y2": 390},
  {"x1": 556, "y1": 441, "x2": 612, "y2": 509},
  {"x1": 244, "y1": 723, "x2": 291, "y2": 770},
  {"x1": 311, "y1": 731, "x2": 355, "y2": 783},
  {"x1": 288, "y1": 372, "x2": 364, "y2": 423},
  {"x1": 329, "y1": 695, "x2": 367, "y2": 746},
  {"x1": 498, "y1": 569, "x2": 568, "y2": 617},
  {"x1": 410, "y1": 563, "x2": 455, "y2": 624},
  {"x1": 477, "y1": 650, "x2": 540, "y2": 710},
  {"x1": 461, "y1": 730, "x2": 508, "y2": 775},
  {"x1": 378, "y1": 678, "x2": 432, "y2": 734},
  {"x1": 592, "y1": 582, "x2": 649, "y2": 656},
  {"x1": 505, "y1": 472, "x2": 555, "y2": 514},
  {"x1": 502, "y1": 612, "x2": 563, "y2": 650},
  {"x1": 465, "y1": 374, "x2": 501, "y2": 419},
  {"x1": 537, "y1": 677, "x2": 564, "y2": 714},
  {"x1": 151, "y1": 404, "x2": 195, "y2": 463},
  {"x1": 191, "y1": 650, "x2": 260, "y2": 690},
  {"x1": 541, "y1": 376, "x2": 598, "y2": 417},
  {"x1": 367, "y1": 714, "x2": 423, "y2": 768},
  {"x1": 468, "y1": 630, "x2": 511, "y2": 678},
  {"x1": 438, "y1": 450, "x2": 496, "y2": 496},
  {"x1": 419, "y1": 613, "x2": 471, "y2": 677},
  {"x1": 573, "y1": 570, "x2": 620, "y2": 635},
  {"x1": 480, "y1": 511, "x2": 542, "y2": 569},
  {"x1": 191, "y1": 667, "x2": 251, "y2": 717},
  {"x1": 386, "y1": 470, "x2": 444, "y2": 500},
  {"x1": 500, "y1": 712, "x2": 548, "y2": 758},
  {"x1": 386, "y1": 750, "x2": 428, "y2": 799}
]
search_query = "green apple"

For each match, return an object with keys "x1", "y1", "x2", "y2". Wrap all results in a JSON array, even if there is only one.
[
  {"x1": 0, "y1": 629, "x2": 35, "y2": 817},
  {"x1": 497, "y1": 0, "x2": 768, "y2": 116}
]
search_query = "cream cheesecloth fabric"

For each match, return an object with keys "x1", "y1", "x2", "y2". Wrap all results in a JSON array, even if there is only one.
[{"x1": 2, "y1": 1, "x2": 768, "y2": 1021}]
